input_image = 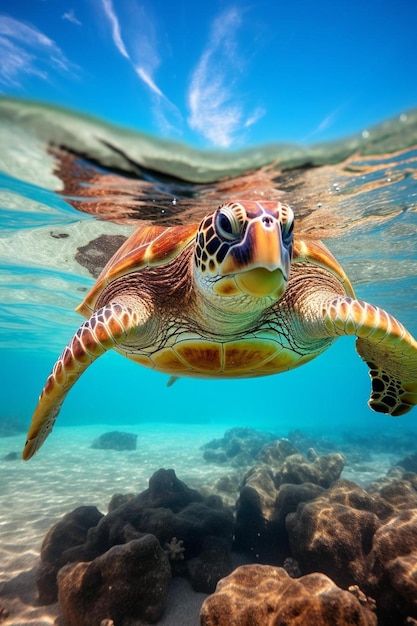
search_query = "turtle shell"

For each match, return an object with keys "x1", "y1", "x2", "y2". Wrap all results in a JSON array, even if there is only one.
[{"x1": 76, "y1": 223, "x2": 197, "y2": 317}]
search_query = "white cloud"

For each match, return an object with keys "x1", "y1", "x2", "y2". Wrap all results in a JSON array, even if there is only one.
[
  {"x1": 0, "y1": 15, "x2": 76, "y2": 87},
  {"x1": 0, "y1": 15, "x2": 55, "y2": 49},
  {"x1": 62, "y1": 10, "x2": 82, "y2": 27},
  {"x1": 98, "y1": 2, "x2": 264, "y2": 145},
  {"x1": 101, "y1": 0, "x2": 129, "y2": 58},
  {"x1": 98, "y1": 0, "x2": 182, "y2": 134},
  {"x1": 301, "y1": 103, "x2": 348, "y2": 142},
  {"x1": 0, "y1": 36, "x2": 46, "y2": 86},
  {"x1": 100, "y1": 0, "x2": 167, "y2": 99},
  {"x1": 135, "y1": 66, "x2": 163, "y2": 97},
  {"x1": 312, "y1": 111, "x2": 339, "y2": 135},
  {"x1": 187, "y1": 7, "x2": 264, "y2": 147},
  {"x1": 245, "y1": 107, "x2": 266, "y2": 128}
]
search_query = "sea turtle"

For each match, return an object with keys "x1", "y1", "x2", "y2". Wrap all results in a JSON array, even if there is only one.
[{"x1": 22, "y1": 200, "x2": 417, "y2": 460}]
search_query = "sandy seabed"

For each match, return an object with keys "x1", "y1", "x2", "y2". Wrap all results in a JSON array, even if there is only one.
[
  {"x1": 0, "y1": 422, "x2": 400, "y2": 626},
  {"x1": 0, "y1": 423, "x2": 238, "y2": 625}
]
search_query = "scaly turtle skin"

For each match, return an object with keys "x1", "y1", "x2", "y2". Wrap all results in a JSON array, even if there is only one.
[{"x1": 23, "y1": 200, "x2": 417, "y2": 460}]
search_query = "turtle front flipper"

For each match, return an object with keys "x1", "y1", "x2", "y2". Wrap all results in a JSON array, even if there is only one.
[
  {"x1": 23, "y1": 302, "x2": 141, "y2": 460},
  {"x1": 322, "y1": 296, "x2": 417, "y2": 416}
]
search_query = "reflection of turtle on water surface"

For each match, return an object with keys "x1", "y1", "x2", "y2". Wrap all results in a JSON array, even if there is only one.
[{"x1": 23, "y1": 198, "x2": 417, "y2": 460}]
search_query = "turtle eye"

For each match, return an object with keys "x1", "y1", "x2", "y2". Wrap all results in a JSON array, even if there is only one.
[{"x1": 215, "y1": 205, "x2": 243, "y2": 241}]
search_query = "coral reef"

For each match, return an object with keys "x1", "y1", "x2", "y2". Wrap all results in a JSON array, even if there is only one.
[
  {"x1": 396, "y1": 452, "x2": 417, "y2": 474},
  {"x1": 37, "y1": 468, "x2": 234, "y2": 611},
  {"x1": 28, "y1": 428, "x2": 417, "y2": 626},
  {"x1": 201, "y1": 427, "x2": 276, "y2": 466},
  {"x1": 274, "y1": 451, "x2": 345, "y2": 488},
  {"x1": 367, "y1": 508, "x2": 417, "y2": 624},
  {"x1": 58, "y1": 534, "x2": 171, "y2": 626},
  {"x1": 200, "y1": 564, "x2": 377, "y2": 625},
  {"x1": 372, "y1": 471, "x2": 417, "y2": 509},
  {"x1": 187, "y1": 536, "x2": 233, "y2": 593},
  {"x1": 0, "y1": 601, "x2": 9, "y2": 623},
  {"x1": 0, "y1": 417, "x2": 27, "y2": 437},
  {"x1": 91, "y1": 431, "x2": 138, "y2": 451},
  {"x1": 233, "y1": 448, "x2": 342, "y2": 563},
  {"x1": 1, "y1": 451, "x2": 18, "y2": 461},
  {"x1": 286, "y1": 481, "x2": 381, "y2": 588},
  {"x1": 37, "y1": 505, "x2": 104, "y2": 603}
]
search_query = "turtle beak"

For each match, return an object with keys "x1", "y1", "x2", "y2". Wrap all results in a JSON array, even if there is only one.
[{"x1": 220, "y1": 217, "x2": 293, "y2": 298}]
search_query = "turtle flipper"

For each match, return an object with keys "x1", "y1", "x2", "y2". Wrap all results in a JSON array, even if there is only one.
[
  {"x1": 23, "y1": 303, "x2": 140, "y2": 460},
  {"x1": 323, "y1": 296, "x2": 417, "y2": 416}
]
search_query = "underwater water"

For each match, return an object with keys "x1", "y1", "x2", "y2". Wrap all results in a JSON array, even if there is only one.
[
  {"x1": 0, "y1": 98, "x2": 416, "y2": 432},
  {"x1": 1, "y1": 98, "x2": 417, "y2": 625}
]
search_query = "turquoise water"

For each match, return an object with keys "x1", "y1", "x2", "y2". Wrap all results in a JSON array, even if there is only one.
[
  {"x1": 1, "y1": 97, "x2": 417, "y2": 626},
  {"x1": 0, "y1": 98, "x2": 417, "y2": 442}
]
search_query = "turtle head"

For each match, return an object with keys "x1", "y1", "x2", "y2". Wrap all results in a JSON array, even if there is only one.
[{"x1": 194, "y1": 201, "x2": 294, "y2": 309}]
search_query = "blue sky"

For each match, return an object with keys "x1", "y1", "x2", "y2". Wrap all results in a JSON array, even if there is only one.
[{"x1": 0, "y1": 0, "x2": 416, "y2": 149}]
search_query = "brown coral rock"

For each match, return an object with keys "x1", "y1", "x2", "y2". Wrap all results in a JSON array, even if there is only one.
[
  {"x1": 378, "y1": 478, "x2": 417, "y2": 510},
  {"x1": 37, "y1": 505, "x2": 104, "y2": 604},
  {"x1": 274, "y1": 452, "x2": 344, "y2": 488},
  {"x1": 386, "y1": 552, "x2": 417, "y2": 614},
  {"x1": 371, "y1": 509, "x2": 417, "y2": 579},
  {"x1": 57, "y1": 535, "x2": 171, "y2": 626},
  {"x1": 234, "y1": 466, "x2": 324, "y2": 563},
  {"x1": 0, "y1": 601, "x2": 9, "y2": 623},
  {"x1": 200, "y1": 564, "x2": 376, "y2": 626},
  {"x1": 324, "y1": 480, "x2": 393, "y2": 520},
  {"x1": 367, "y1": 509, "x2": 417, "y2": 623},
  {"x1": 256, "y1": 438, "x2": 298, "y2": 468},
  {"x1": 286, "y1": 488, "x2": 380, "y2": 587},
  {"x1": 368, "y1": 470, "x2": 417, "y2": 511}
]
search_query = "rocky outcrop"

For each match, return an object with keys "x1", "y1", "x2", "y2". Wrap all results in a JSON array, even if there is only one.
[
  {"x1": 37, "y1": 505, "x2": 104, "y2": 604},
  {"x1": 187, "y1": 536, "x2": 233, "y2": 593},
  {"x1": 201, "y1": 427, "x2": 276, "y2": 466},
  {"x1": 274, "y1": 452, "x2": 345, "y2": 488},
  {"x1": 91, "y1": 431, "x2": 138, "y2": 451},
  {"x1": 286, "y1": 485, "x2": 380, "y2": 588},
  {"x1": 32, "y1": 429, "x2": 417, "y2": 626},
  {"x1": 37, "y1": 469, "x2": 234, "y2": 606},
  {"x1": 58, "y1": 534, "x2": 171, "y2": 626},
  {"x1": 200, "y1": 564, "x2": 377, "y2": 625},
  {"x1": 233, "y1": 450, "x2": 343, "y2": 563},
  {"x1": 367, "y1": 508, "x2": 417, "y2": 624}
]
